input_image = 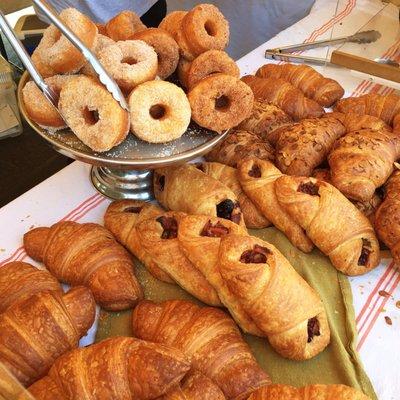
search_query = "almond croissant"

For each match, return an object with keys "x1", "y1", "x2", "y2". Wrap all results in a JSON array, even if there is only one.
[{"x1": 23, "y1": 221, "x2": 143, "y2": 311}]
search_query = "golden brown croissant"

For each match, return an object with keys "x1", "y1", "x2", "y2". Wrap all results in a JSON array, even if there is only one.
[
  {"x1": 241, "y1": 75, "x2": 325, "y2": 121},
  {"x1": 136, "y1": 211, "x2": 222, "y2": 306},
  {"x1": 248, "y1": 384, "x2": 371, "y2": 400},
  {"x1": 218, "y1": 234, "x2": 330, "y2": 360},
  {"x1": 275, "y1": 176, "x2": 380, "y2": 275},
  {"x1": 154, "y1": 164, "x2": 246, "y2": 227},
  {"x1": 328, "y1": 128, "x2": 400, "y2": 202},
  {"x1": 178, "y1": 214, "x2": 263, "y2": 336},
  {"x1": 334, "y1": 93, "x2": 400, "y2": 126},
  {"x1": 132, "y1": 299, "x2": 271, "y2": 400},
  {"x1": 103, "y1": 200, "x2": 173, "y2": 283},
  {"x1": 237, "y1": 158, "x2": 314, "y2": 253},
  {"x1": 238, "y1": 100, "x2": 293, "y2": 143},
  {"x1": 159, "y1": 371, "x2": 226, "y2": 400},
  {"x1": 327, "y1": 112, "x2": 391, "y2": 133},
  {"x1": 25, "y1": 337, "x2": 190, "y2": 400},
  {"x1": 0, "y1": 261, "x2": 61, "y2": 313},
  {"x1": 205, "y1": 129, "x2": 275, "y2": 168},
  {"x1": 274, "y1": 116, "x2": 346, "y2": 176},
  {"x1": 0, "y1": 286, "x2": 95, "y2": 387},
  {"x1": 198, "y1": 162, "x2": 270, "y2": 228},
  {"x1": 256, "y1": 64, "x2": 344, "y2": 107},
  {"x1": 23, "y1": 221, "x2": 143, "y2": 311},
  {"x1": 375, "y1": 170, "x2": 400, "y2": 264}
]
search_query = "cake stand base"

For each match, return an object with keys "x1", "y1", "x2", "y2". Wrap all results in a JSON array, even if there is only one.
[{"x1": 90, "y1": 166, "x2": 154, "y2": 200}]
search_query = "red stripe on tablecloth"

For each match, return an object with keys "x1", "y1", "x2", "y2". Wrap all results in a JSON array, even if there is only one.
[
  {"x1": 69, "y1": 195, "x2": 107, "y2": 222},
  {"x1": 0, "y1": 246, "x2": 25, "y2": 267},
  {"x1": 357, "y1": 270, "x2": 400, "y2": 350},
  {"x1": 356, "y1": 261, "x2": 396, "y2": 323},
  {"x1": 60, "y1": 193, "x2": 101, "y2": 221}
]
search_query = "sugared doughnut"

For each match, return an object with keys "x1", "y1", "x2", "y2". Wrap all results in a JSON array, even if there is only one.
[
  {"x1": 97, "y1": 40, "x2": 157, "y2": 94},
  {"x1": 188, "y1": 73, "x2": 254, "y2": 133},
  {"x1": 177, "y1": 58, "x2": 191, "y2": 88},
  {"x1": 22, "y1": 75, "x2": 75, "y2": 131},
  {"x1": 81, "y1": 34, "x2": 115, "y2": 77},
  {"x1": 95, "y1": 23, "x2": 107, "y2": 35},
  {"x1": 158, "y1": 11, "x2": 187, "y2": 38},
  {"x1": 128, "y1": 80, "x2": 191, "y2": 143},
  {"x1": 186, "y1": 50, "x2": 239, "y2": 89},
  {"x1": 183, "y1": 4, "x2": 229, "y2": 56},
  {"x1": 32, "y1": 47, "x2": 56, "y2": 78},
  {"x1": 58, "y1": 75, "x2": 130, "y2": 152},
  {"x1": 132, "y1": 28, "x2": 179, "y2": 79},
  {"x1": 105, "y1": 11, "x2": 146, "y2": 41},
  {"x1": 175, "y1": 25, "x2": 196, "y2": 61},
  {"x1": 36, "y1": 8, "x2": 97, "y2": 74}
]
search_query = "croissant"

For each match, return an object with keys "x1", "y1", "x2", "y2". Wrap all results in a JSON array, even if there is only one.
[
  {"x1": 334, "y1": 93, "x2": 400, "y2": 126},
  {"x1": 23, "y1": 221, "x2": 143, "y2": 310},
  {"x1": 25, "y1": 337, "x2": 190, "y2": 400},
  {"x1": 178, "y1": 214, "x2": 263, "y2": 335},
  {"x1": 103, "y1": 200, "x2": 173, "y2": 283},
  {"x1": 205, "y1": 129, "x2": 275, "y2": 168},
  {"x1": 237, "y1": 158, "x2": 314, "y2": 253},
  {"x1": 132, "y1": 299, "x2": 271, "y2": 400},
  {"x1": 327, "y1": 111, "x2": 391, "y2": 133},
  {"x1": 275, "y1": 175, "x2": 380, "y2": 275},
  {"x1": 248, "y1": 384, "x2": 371, "y2": 400},
  {"x1": 274, "y1": 115, "x2": 346, "y2": 176},
  {"x1": 136, "y1": 211, "x2": 222, "y2": 306},
  {"x1": 256, "y1": 64, "x2": 344, "y2": 107},
  {"x1": 241, "y1": 75, "x2": 325, "y2": 121},
  {"x1": 218, "y1": 234, "x2": 330, "y2": 360},
  {"x1": 154, "y1": 164, "x2": 246, "y2": 227},
  {"x1": 375, "y1": 170, "x2": 400, "y2": 264},
  {"x1": 238, "y1": 100, "x2": 293, "y2": 143},
  {"x1": 0, "y1": 261, "x2": 61, "y2": 313},
  {"x1": 0, "y1": 286, "x2": 95, "y2": 387},
  {"x1": 159, "y1": 371, "x2": 226, "y2": 400},
  {"x1": 198, "y1": 161, "x2": 270, "y2": 228},
  {"x1": 328, "y1": 128, "x2": 400, "y2": 202}
]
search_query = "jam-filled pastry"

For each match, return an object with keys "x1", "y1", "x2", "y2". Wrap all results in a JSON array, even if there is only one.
[
  {"x1": 275, "y1": 176, "x2": 380, "y2": 275},
  {"x1": 237, "y1": 158, "x2": 313, "y2": 253},
  {"x1": 136, "y1": 211, "x2": 222, "y2": 306},
  {"x1": 178, "y1": 214, "x2": 263, "y2": 336},
  {"x1": 154, "y1": 164, "x2": 246, "y2": 228},
  {"x1": 218, "y1": 234, "x2": 330, "y2": 360}
]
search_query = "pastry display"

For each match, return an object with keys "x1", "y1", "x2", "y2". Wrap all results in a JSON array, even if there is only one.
[
  {"x1": 0, "y1": 287, "x2": 95, "y2": 386},
  {"x1": 132, "y1": 299, "x2": 271, "y2": 399},
  {"x1": 23, "y1": 221, "x2": 143, "y2": 310},
  {"x1": 256, "y1": 63, "x2": 344, "y2": 107},
  {"x1": 154, "y1": 163, "x2": 246, "y2": 227}
]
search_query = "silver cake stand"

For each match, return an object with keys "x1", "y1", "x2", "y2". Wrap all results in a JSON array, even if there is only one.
[{"x1": 18, "y1": 72, "x2": 228, "y2": 200}]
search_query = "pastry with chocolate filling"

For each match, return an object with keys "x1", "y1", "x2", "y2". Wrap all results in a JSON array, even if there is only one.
[
  {"x1": 274, "y1": 176, "x2": 380, "y2": 275},
  {"x1": 154, "y1": 164, "x2": 246, "y2": 228},
  {"x1": 218, "y1": 234, "x2": 330, "y2": 360},
  {"x1": 136, "y1": 211, "x2": 221, "y2": 306}
]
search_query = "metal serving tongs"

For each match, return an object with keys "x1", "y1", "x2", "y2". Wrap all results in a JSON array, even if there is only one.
[{"x1": 0, "y1": 0, "x2": 129, "y2": 112}]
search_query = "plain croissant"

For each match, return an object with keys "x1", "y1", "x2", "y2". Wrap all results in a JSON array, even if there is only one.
[
  {"x1": 241, "y1": 75, "x2": 324, "y2": 120},
  {"x1": 25, "y1": 337, "x2": 190, "y2": 400},
  {"x1": 274, "y1": 175, "x2": 380, "y2": 275},
  {"x1": 327, "y1": 112, "x2": 391, "y2": 133},
  {"x1": 256, "y1": 63, "x2": 344, "y2": 107},
  {"x1": 132, "y1": 299, "x2": 271, "y2": 400},
  {"x1": 248, "y1": 384, "x2": 371, "y2": 400},
  {"x1": 0, "y1": 286, "x2": 95, "y2": 387},
  {"x1": 23, "y1": 221, "x2": 143, "y2": 310},
  {"x1": 218, "y1": 234, "x2": 330, "y2": 360},
  {"x1": 0, "y1": 261, "x2": 61, "y2": 313}
]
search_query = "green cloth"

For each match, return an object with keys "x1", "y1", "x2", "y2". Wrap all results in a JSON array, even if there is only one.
[{"x1": 96, "y1": 227, "x2": 376, "y2": 400}]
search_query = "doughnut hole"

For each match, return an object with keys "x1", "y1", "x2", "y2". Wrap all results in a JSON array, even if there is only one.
[
  {"x1": 150, "y1": 104, "x2": 168, "y2": 120},
  {"x1": 82, "y1": 107, "x2": 100, "y2": 125},
  {"x1": 204, "y1": 20, "x2": 217, "y2": 37},
  {"x1": 122, "y1": 57, "x2": 137, "y2": 65},
  {"x1": 215, "y1": 95, "x2": 231, "y2": 111}
]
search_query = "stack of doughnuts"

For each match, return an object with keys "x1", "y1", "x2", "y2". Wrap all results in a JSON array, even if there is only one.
[{"x1": 23, "y1": 4, "x2": 254, "y2": 151}]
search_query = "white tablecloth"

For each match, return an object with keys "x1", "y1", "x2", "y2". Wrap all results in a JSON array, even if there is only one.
[{"x1": 1, "y1": 1, "x2": 399, "y2": 398}]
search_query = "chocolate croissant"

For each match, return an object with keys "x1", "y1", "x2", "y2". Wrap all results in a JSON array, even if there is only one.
[
  {"x1": 198, "y1": 161, "x2": 270, "y2": 228},
  {"x1": 132, "y1": 299, "x2": 271, "y2": 400},
  {"x1": 0, "y1": 287, "x2": 95, "y2": 386},
  {"x1": 275, "y1": 176, "x2": 380, "y2": 275},
  {"x1": 237, "y1": 158, "x2": 314, "y2": 253},
  {"x1": 218, "y1": 234, "x2": 330, "y2": 360},
  {"x1": 154, "y1": 164, "x2": 246, "y2": 227},
  {"x1": 23, "y1": 221, "x2": 143, "y2": 311}
]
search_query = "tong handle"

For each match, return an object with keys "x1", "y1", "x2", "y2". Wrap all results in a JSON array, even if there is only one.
[{"x1": 264, "y1": 51, "x2": 332, "y2": 66}]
